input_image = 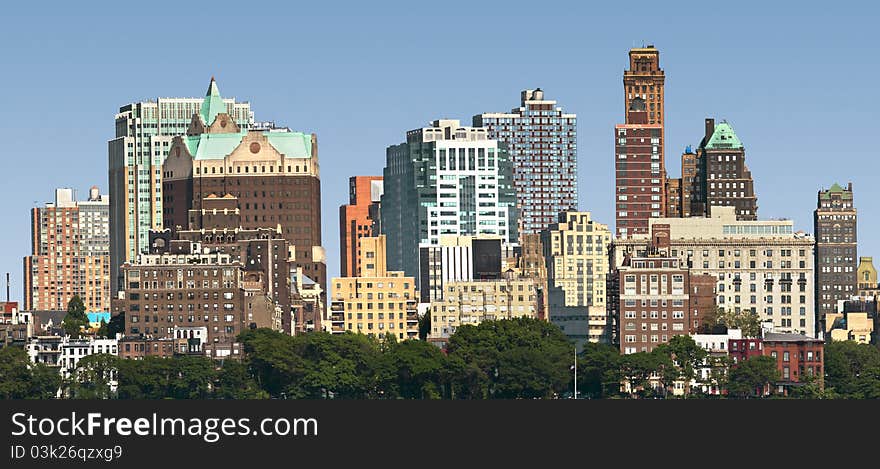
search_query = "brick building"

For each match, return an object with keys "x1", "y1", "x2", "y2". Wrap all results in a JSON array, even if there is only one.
[{"x1": 339, "y1": 176, "x2": 383, "y2": 277}]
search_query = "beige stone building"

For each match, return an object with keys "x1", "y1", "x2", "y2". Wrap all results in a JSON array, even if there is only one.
[
  {"x1": 542, "y1": 212, "x2": 612, "y2": 346},
  {"x1": 856, "y1": 256, "x2": 879, "y2": 300},
  {"x1": 428, "y1": 277, "x2": 540, "y2": 340},
  {"x1": 329, "y1": 237, "x2": 418, "y2": 340},
  {"x1": 612, "y1": 206, "x2": 816, "y2": 337},
  {"x1": 825, "y1": 310, "x2": 873, "y2": 344}
]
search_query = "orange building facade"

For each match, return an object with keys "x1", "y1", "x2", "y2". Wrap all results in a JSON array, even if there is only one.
[{"x1": 339, "y1": 176, "x2": 383, "y2": 277}]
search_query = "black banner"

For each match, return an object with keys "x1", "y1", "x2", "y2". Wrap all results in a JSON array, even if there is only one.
[{"x1": 0, "y1": 399, "x2": 873, "y2": 466}]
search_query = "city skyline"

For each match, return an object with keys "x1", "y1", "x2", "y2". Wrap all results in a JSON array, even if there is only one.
[{"x1": 1, "y1": 2, "x2": 877, "y2": 302}]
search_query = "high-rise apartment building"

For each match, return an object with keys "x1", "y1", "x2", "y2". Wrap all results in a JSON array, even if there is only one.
[
  {"x1": 814, "y1": 183, "x2": 856, "y2": 327},
  {"x1": 665, "y1": 178, "x2": 682, "y2": 217},
  {"x1": 542, "y1": 212, "x2": 612, "y2": 346},
  {"x1": 329, "y1": 236, "x2": 418, "y2": 340},
  {"x1": 161, "y1": 86, "x2": 326, "y2": 299},
  {"x1": 615, "y1": 98, "x2": 665, "y2": 238},
  {"x1": 24, "y1": 187, "x2": 110, "y2": 312},
  {"x1": 611, "y1": 207, "x2": 816, "y2": 337},
  {"x1": 686, "y1": 118, "x2": 758, "y2": 220},
  {"x1": 613, "y1": 253, "x2": 716, "y2": 354},
  {"x1": 382, "y1": 119, "x2": 517, "y2": 281},
  {"x1": 474, "y1": 89, "x2": 577, "y2": 236},
  {"x1": 118, "y1": 241, "x2": 278, "y2": 359},
  {"x1": 109, "y1": 78, "x2": 254, "y2": 293},
  {"x1": 680, "y1": 146, "x2": 698, "y2": 217},
  {"x1": 339, "y1": 176, "x2": 383, "y2": 277}
]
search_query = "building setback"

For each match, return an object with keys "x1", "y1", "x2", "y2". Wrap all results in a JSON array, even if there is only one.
[
  {"x1": 161, "y1": 79, "x2": 326, "y2": 299},
  {"x1": 382, "y1": 119, "x2": 517, "y2": 281},
  {"x1": 24, "y1": 187, "x2": 110, "y2": 312},
  {"x1": 474, "y1": 89, "x2": 577, "y2": 236},
  {"x1": 339, "y1": 176, "x2": 383, "y2": 277},
  {"x1": 109, "y1": 78, "x2": 253, "y2": 294},
  {"x1": 814, "y1": 182, "x2": 856, "y2": 329},
  {"x1": 542, "y1": 212, "x2": 612, "y2": 346}
]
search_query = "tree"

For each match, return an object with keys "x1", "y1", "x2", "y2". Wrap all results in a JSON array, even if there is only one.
[
  {"x1": 577, "y1": 343, "x2": 621, "y2": 398},
  {"x1": 702, "y1": 307, "x2": 762, "y2": 338},
  {"x1": 824, "y1": 341, "x2": 880, "y2": 398},
  {"x1": 659, "y1": 335, "x2": 709, "y2": 397},
  {"x1": 67, "y1": 353, "x2": 118, "y2": 399},
  {"x1": 107, "y1": 312, "x2": 125, "y2": 338},
  {"x1": 382, "y1": 340, "x2": 445, "y2": 399},
  {"x1": 0, "y1": 347, "x2": 61, "y2": 399},
  {"x1": 97, "y1": 320, "x2": 109, "y2": 338},
  {"x1": 446, "y1": 318, "x2": 571, "y2": 399},
  {"x1": 727, "y1": 355, "x2": 780, "y2": 398},
  {"x1": 62, "y1": 295, "x2": 89, "y2": 338},
  {"x1": 418, "y1": 311, "x2": 431, "y2": 341},
  {"x1": 619, "y1": 352, "x2": 661, "y2": 398},
  {"x1": 215, "y1": 360, "x2": 268, "y2": 399}
]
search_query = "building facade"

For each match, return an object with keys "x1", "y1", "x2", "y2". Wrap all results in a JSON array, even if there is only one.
[
  {"x1": 686, "y1": 118, "x2": 758, "y2": 220},
  {"x1": 339, "y1": 176, "x2": 383, "y2": 277},
  {"x1": 24, "y1": 187, "x2": 110, "y2": 312},
  {"x1": 814, "y1": 183, "x2": 856, "y2": 328},
  {"x1": 329, "y1": 237, "x2": 418, "y2": 340},
  {"x1": 109, "y1": 78, "x2": 254, "y2": 293},
  {"x1": 856, "y1": 256, "x2": 879, "y2": 299},
  {"x1": 762, "y1": 332, "x2": 824, "y2": 393},
  {"x1": 27, "y1": 335, "x2": 118, "y2": 378},
  {"x1": 382, "y1": 119, "x2": 517, "y2": 280},
  {"x1": 542, "y1": 212, "x2": 611, "y2": 346},
  {"x1": 118, "y1": 242, "x2": 276, "y2": 358},
  {"x1": 161, "y1": 90, "x2": 326, "y2": 298},
  {"x1": 614, "y1": 253, "x2": 716, "y2": 354},
  {"x1": 473, "y1": 89, "x2": 577, "y2": 236},
  {"x1": 428, "y1": 277, "x2": 540, "y2": 340},
  {"x1": 418, "y1": 235, "x2": 510, "y2": 303},
  {"x1": 612, "y1": 207, "x2": 817, "y2": 337},
  {"x1": 615, "y1": 98, "x2": 665, "y2": 238}
]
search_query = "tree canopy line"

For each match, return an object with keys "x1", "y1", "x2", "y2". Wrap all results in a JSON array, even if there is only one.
[{"x1": 3, "y1": 317, "x2": 880, "y2": 399}]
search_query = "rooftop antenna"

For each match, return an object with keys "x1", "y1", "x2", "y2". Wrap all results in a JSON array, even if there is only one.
[{"x1": 6, "y1": 273, "x2": 9, "y2": 303}]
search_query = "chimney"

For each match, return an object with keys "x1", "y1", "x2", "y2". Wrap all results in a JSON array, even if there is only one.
[{"x1": 705, "y1": 118, "x2": 715, "y2": 141}]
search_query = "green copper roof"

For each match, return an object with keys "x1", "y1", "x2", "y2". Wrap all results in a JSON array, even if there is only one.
[
  {"x1": 266, "y1": 132, "x2": 312, "y2": 158},
  {"x1": 199, "y1": 77, "x2": 226, "y2": 126},
  {"x1": 820, "y1": 183, "x2": 853, "y2": 199},
  {"x1": 705, "y1": 121, "x2": 743, "y2": 150},
  {"x1": 185, "y1": 131, "x2": 312, "y2": 160}
]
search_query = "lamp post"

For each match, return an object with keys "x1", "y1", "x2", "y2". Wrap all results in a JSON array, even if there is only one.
[{"x1": 574, "y1": 346, "x2": 578, "y2": 399}]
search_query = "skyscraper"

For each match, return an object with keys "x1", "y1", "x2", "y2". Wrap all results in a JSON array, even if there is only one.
[
  {"x1": 542, "y1": 211, "x2": 611, "y2": 347},
  {"x1": 617, "y1": 45, "x2": 668, "y2": 237},
  {"x1": 108, "y1": 78, "x2": 254, "y2": 293},
  {"x1": 24, "y1": 187, "x2": 110, "y2": 312},
  {"x1": 161, "y1": 82, "x2": 326, "y2": 301},
  {"x1": 690, "y1": 118, "x2": 758, "y2": 220},
  {"x1": 339, "y1": 176, "x2": 383, "y2": 277},
  {"x1": 474, "y1": 89, "x2": 577, "y2": 236},
  {"x1": 381, "y1": 119, "x2": 517, "y2": 282},
  {"x1": 623, "y1": 45, "x2": 665, "y2": 127},
  {"x1": 814, "y1": 183, "x2": 857, "y2": 330},
  {"x1": 615, "y1": 98, "x2": 664, "y2": 238}
]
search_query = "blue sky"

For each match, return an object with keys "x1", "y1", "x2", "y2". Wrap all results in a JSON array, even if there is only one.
[{"x1": 1, "y1": 1, "x2": 876, "y2": 302}]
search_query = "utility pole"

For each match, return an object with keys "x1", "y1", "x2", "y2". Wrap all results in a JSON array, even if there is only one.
[{"x1": 574, "y1": 346, "x2": 577, "y2": 399}]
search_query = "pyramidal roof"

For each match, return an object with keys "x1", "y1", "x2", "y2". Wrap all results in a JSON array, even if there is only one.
[
  {"x1": 705, "y1": 121, "x2": 743, "y2": 150},
  {"x1": 199, "y1": 77, "x2": 227, "y2": 126}
]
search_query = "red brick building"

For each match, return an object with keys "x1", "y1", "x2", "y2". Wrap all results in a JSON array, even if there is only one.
[
  {"x1": 615, "y1": 252, "x2": 716, "y2": 354},
  {"x1": 615, "y1": 99, "x2": 665, "y2": 239},
  {"x1": 762, "y1": 332, "x2": 824, "y2": 393},
  {"x1": 339, "y1": 176, "x2": 383, "y2": 277}
]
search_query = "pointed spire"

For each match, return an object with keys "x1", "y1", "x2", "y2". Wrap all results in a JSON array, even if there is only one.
[
  {"x1": 200, "y1": 76, "x2": 226, "y2": 126},
  {"x1": 205, "y1": 76, "x2": 221, "y2": 97}
]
